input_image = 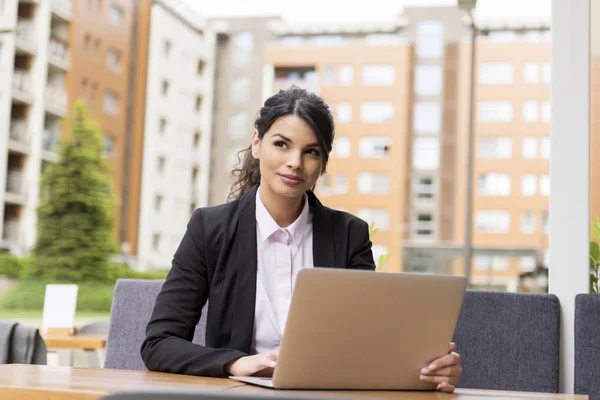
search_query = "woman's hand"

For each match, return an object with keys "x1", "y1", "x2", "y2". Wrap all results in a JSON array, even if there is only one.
[
  {"x1": 225, "y1": 348, "x2": 279, "y2": 377},
  {"x1": 420, "y1": 342, "x2": 462, "y2": 393}
]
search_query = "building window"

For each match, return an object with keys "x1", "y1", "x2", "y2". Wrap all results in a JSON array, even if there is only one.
[
  {"x1": 413, "y1": 213, "x2": 434, "y2": 237},
  {"x1": 478, "y1": 137, "x2": 512, "y2": 159},
  {"x1": 159, "y1": 117, "x2": 167, "y2": 135},
  {"x1": 195, "y1": 95, "x2": 203, "y2": 112},
  {"x1": 333, "y1": 137, "x2": 351, "y2": 158},
  {"x1": 359, "y1": 137, "x2": 391, "y2": 158},
  {"x1": 194, "y1": 131, "x2": 201, "y2": 147},
  {"x1": 521, "y1": 174, "x2": 537, "y2": 196},
  {"x1": 362, "y1": 64, "x2": 395, "y2": 86},
  {"x1": 80, "y1": 78, "x2": 88, "y2": 99},
  {"x1": 478, "y1": 173, "x2": 511, "y2": 197},
  {"x1": 520, "y1": 256, "x2": 536, "y2": 272},
  {"x1": 232, "y1": 32, "x2": 253, "y2": 68},
  {"x1": 310, "y1": 35, "x2": 344, "y2": 46},
  {"x1": 540, "y1": 175, "x2": 550, "y2": 197},
  {"x1": 83, "y1": 34, "x2": 91, "y2": 54},
  {"x1": 415, "y1": 65, "x2": 442, "y2": 95},
  {"x1": 103, "y1": 136, "x2": 114, "y2": 158},
  {"x1": 106, "y1": 49, "x2": 121, "y2": 72},
  {"x1": 416, "y1": 20, "x2": 443, "y2": 59},
  {"x1": 154, "y1": 194, "x2": 163, "y2": 212},
  {"x1": 338, "y1": 65, "x2": 353, "y2": 86},
  {"x1": 521, "y1": 212, "x2": 536, "y2": 234},
  {"x1": 486, "y1": 31, "x2": 518, "y2": 42},
  {"x1": 281, "y1": 35, "x2": 304, "y2": 46},
  {"x1": 357, "y1": 173, "x2": 390, "y2": 194},
  {"x1": 360, "y1": 101, "x2": 393, "y2": 123},
  {"x1": 541, "y1": 137, "x2": 550, "y2": 159},
  {"x1": 90, "y1": 83, "x2": 97, "y2": 106},
  {"x1": 103, "y1": 91, "x2": 118, "y2": 115},
  {"x1": 414, "y1": 176, "x2": 435, "y2": 203},
  {"x1": 93, "y1": 39, "x2": 101, "y2": 62},
  {"x1": 161, "y1": 80, "x2": 170, "y2": 97},
  {"x1": 542, "y1": 101, "x2": 551, "y2": 122},
  {"x1": 197, "y1": 59, "x2": 205, "y2": 75},
  {"x1": 412, "y1": 138, "x2": 439, "y2": 170},
  {"x1": 230, "y1": 77, "x2": 250, "y2": 104},
  {"x1": 413, "y1": 102, "x2": 441, "y2": 134},
  {"x1": 157, "y1": 156, "x2": 166, "y2": 174},
  {"x1": 475, "y1": 211, "x2": 510, "y2": 234},
  {"x1": 357, "y1": 208, "x2": 389, "y2": 230},
  {"x1": 323, "y1": 67, "x2": 335, "y2": 85},
  {"x1": 523, "y1": 62, "x2": 540, "y2": 83},
  {"x1": 108, "y1": 4, "x2": 123, "y2": 26},
  {"x1": 335, "y1": 173, "x2": 348, "y2": 194},
  {"x1": 228, "y1": 113, "x2": 248, "y2": 139},
  {"x1": 479, "y1": 62, "x2": 513, "y2": 84},
  {"x1": 152, "y1": 233, "x2": 161, "y2": 251},
  {"x1": 523, "y1": 101, "x2": 539, "y2": 123},
  {"x1": 475, "y1": 256, "x2": 509, "y2": 271},
  {"x1": 543, "y1": 63, "x2": 551, "y2": 83},
  {"x1": 336, "y1": 102, "x2": 352, "y2": 123},
  {"x1": 478, "y1": 101, "x2": 513, "y2": 123},
  {"x1": 164, "y1": 39, "x2": 172, "y2": 57},
  {"x1": 522, "y1": 137, "x2": 538, "y2": 159}
]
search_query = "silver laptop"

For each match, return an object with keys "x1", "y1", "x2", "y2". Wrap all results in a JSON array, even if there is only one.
[{"x1": 230, "y1": 268, "x2": 467, "y2": 390}]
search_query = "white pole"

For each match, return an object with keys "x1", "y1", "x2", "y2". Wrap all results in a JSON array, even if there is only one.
[{"x1": 549, "y1": 0, "x2": 590, "y2": 394}]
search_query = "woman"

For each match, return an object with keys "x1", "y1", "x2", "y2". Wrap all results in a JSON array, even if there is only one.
[{"x1": 141, "y1": 86, "x2": 462, "y2": 392}]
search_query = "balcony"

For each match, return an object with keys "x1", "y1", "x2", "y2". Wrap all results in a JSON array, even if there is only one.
[
  {"x1": 45, "y1": 86, "x2": 67, "y2": 117},
  {"x1": 50, "y1": 0, "x2": 72, "y2": 21},
  {"x1": 5, "y1": 171, "x2": 27, "y2": 205},
  {"x1": 2, "y1": 220, "x2": 20, "y2": 243},
  {"x1": 273, "y1": 77, "x2": 320, "y2": 95},
  {"x1": 48, "y1": 36, "x2": 70, "y2": 70},
  {"x1": 12, "y1": 69, "x2": 33, "y2": 104},
  {"x1": 15, "y1": 19, "x2": 37, "y2": 55},
  {"x1": 41, "y1": 130, "x2": 60, "y2": 162},
  {"x1": 8, "y1": 120, "x2": 31, "y2": 154}
]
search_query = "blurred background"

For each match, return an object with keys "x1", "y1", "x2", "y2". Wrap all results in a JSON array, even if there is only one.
[{"x1": 2, "y1": 0, "x2": 600, "y2": 326}]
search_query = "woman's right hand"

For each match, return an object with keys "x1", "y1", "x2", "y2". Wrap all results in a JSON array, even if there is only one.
[{"x1": 225, "y1": 348, "x2": 279, "y2": 377}]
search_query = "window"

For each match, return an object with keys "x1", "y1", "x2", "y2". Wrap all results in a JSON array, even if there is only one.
[
  {"x1": 478, "y1": 101, "x2": 513, "y2": 123},
  {"x1": 357, "y1": 173, "x2": 390, "y2": 194},
  {"x1": 103, "y1": 92, "x2": 118, "y2": 115},
  {"x1": 412, "y1": 138, "x2": 439, "y2": 170},
  {"x1": 152, "y1": 233, "x2": 161, "y2": 251},
  {"x1": 157, "y1": 156, "x2": 166, "y2": 174},
  {"x1": 310, "y1": 35, "x2": 344, "y2": 46},
  {"x1": 228, "y1": 113, "x2": 248, "y2": 139},
  {"x1": 362, "y1": 64, "x2": 395, "y2": 86},
  {"x1": 475, "y1": 256, "x2": 509, "y2": 271},
  {"x1": 103, "y1": 136, "x2": 114, "y2": 158},
  {"x1": 359, "y1": 137, "x2": 391, "y2": 158},
  {"x1": 106, "y1": 49, "x2": 120, "y2": 72},
  {"x1": 521, "y1": 212, "x2": 536, "y2": 234},
  {"x1": 523, "y1": 101, "x2": 539, "y2": 122},
  {"x1": 479, "y1": 63, "x2": 513, "y2": 84},
  {"x1": 281, "y1": 35, "x2": 304, "y2": 46},
  {"x1": 83, "y1": 34, "x2": 91, "y2": 53},
  {"x1": 333, "y1": 137, "x2": 351, "y2": 158},
  {"x1": 93, "y1": 39, "x2": 101, "y2": 61},
  {"x1": 193, "y1": 131, "x2": 201, "y2": 147},
  {"x1": 522, "y1": 137, "x2": 538, "y2": 159},
  {"x1": 478, "y1": 173, "x2": 511, "y2": 196},
  {"x1": 541, "y1": 137, "x2": 550, "y2": 159},
  {"x1": 232, "y1": 32, "x2": 253, "y2": 68},
  {"x1": 163, "y1": 39, "x2": 172, "y2": 57},
  {"x1": 475, "y1": 211, "x2": 510, "y2": 234},
  {"x1": 478, "y1": 137, "x2": 512, "y2": 159},
  {"x1": 521, "y1": 174, "x2": 537, "y2": 196},
  {"x1": 338, "y1": 66, "x2": 353, "y2": 86},
  {"x1": 230, "y1": 77, "x2": 250, "y2": 104},
  {"x1": 335, "y1": 173, "x2": 348, "y2": 194},
  {"x1": 90, "y1": 83, "x2": 97, "y2": 106},
  {"x1": 80, "y1": 79, "x2": 88, "y2": 98},
  {"x1": 540, "y1": 175, "x2": 550, "y2": 196},
  {"x1": 542, "y1": 101, "x2": 551, "y2": 122},
  {"x1": 360, "y1": 102, "x2": 393, "y2": 123},
  {"x1": 416, "y1": 20, "x2": 443, "y2": 59},
  {"x1": 523, "y1": 62, "x2": 540, "y2": 83},
  {"x1": 357, "y1": 208, "x2": 389, "y2": 230},
  {"x1": 323, "y1": 67, "x2": 335, "y2": 85},
  {"x1": 414, "y1": 65, "x2": 442, "y2": 95},
  {"x1": 336, "y1": 102, "x2": 352, "y2": 123},
  {"x1": 154, "y1": 194, "x2": 163, "y2": 212},
  {"x1": 161, "y1": 80, "x2": 170, "y2": 97},
  {"x1": 520, "y1": 257, "x2": 536, "y2": 272},
  {"x1": 414, "y1": 176, "x2": 435, "y2": 203},
  {"x1": 158, "y1": 117, "x2": 168, "y2": 135},
  {"x1": 542, "y1": 63, "x2": 551, "y2": 83},
  {"x1": 413, "y1": 102, "x2": 441, "y2": 134},
  {"x1": 195, "y1": 95, "x2": 202, "y2": 112},
  {"x1": 197, "y1": 59, "x2": 205, "y2": 75},
  {"x1": 109, "y1": 5, "x2": 123, "y2": 26},
  {"x1": 486, "y1": 31, "x2": 518, "y2": 42}
]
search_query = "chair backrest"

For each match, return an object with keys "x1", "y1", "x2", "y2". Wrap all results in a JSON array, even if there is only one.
[
  {"x1": 575, "y1": 293, "x2": 600, "y2": 399},
  {"x1": 104, "y1": 279, "x2": 207, "y2": 370},
  {"x1": 78, "y1": 320, "x2": 110, "y2": 336},
  {"x1": 452, "y1": 290, "x2": 560, "y2": 393}
]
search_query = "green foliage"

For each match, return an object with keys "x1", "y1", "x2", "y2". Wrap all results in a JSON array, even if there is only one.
[
  {"x1": 29, "y1": 101, "x2": 118, "y2": 282},
  {"x1": 368, "y1": 222, "x2": 390, "y2": 271},
  {"x1": 591, "y1": 217, "x2": 600, "y2": 293},
  {"x1": 0, "y1": 252, "x2": 25, "y2": 279}
]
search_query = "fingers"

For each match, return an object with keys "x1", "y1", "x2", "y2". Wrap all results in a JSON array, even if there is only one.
[
  {"x1": 425, "y1": 351, "x2": 460, "y2": 371},
  {"x1": 449, "y1": 342, "x2": 456, "y2": 353},
  {"x1": 421, "y1": 365, "x2": 462, "y2": 378},
  {"x1": 420, "y1": 373, "x2": 460, "y2": 385},
  {"x1": 437, "y1": 382, "x2": 455, "y2": 393}
]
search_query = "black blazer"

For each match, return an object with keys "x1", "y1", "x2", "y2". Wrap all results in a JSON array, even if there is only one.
[{"x1": 140, "y1": 185, "x2": 375, "y2": 377}]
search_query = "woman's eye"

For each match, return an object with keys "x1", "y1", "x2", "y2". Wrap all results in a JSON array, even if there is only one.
[
  {"x1": 274, "y1": 141, "x2": 287, "y2": 148},
  {"x1": 306, "y1": 149, "x2": 321, "y2": 156}
]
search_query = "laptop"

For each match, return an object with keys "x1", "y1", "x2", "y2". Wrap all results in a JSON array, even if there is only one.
[{"x1": 230, "y1": 268, "x2": 467, "y2": 390}]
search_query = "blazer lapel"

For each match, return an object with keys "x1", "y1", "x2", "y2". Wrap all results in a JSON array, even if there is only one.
[
  {"x1": 230, "y1": 185, "x2": 258, "y2": 354},
  {"x1": 308, "y1": 191, "x2": 336, "y2": 268}
]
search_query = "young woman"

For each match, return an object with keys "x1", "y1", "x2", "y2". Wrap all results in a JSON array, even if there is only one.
[{"x1": 141, "y1": 86, "x2": 462, "y2": 392}]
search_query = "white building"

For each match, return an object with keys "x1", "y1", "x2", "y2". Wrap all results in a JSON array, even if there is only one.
[
  {"x1": 135, "y1": 0, "x2": 214, "y2": 270},
  {"x1": 0, "y1": 0, "x2": 70, "y2": 254}
]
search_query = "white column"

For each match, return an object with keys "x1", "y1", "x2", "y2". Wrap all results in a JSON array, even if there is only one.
[{"x1": 549, "y1": 0, "x2": 590, "y2": 394}]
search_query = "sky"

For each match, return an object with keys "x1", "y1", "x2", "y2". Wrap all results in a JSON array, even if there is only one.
[{"x1": 186, "y1": 0, "x2": 551, "y2": 23}]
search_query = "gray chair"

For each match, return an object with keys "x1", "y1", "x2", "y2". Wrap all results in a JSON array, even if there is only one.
[
  {"x1": 575, "y1": 293, "x2": 600, "y2": 399},
  {"x1": 452, "y1": 290, "x2": 560, "y2": 393},
  {"x1": 101, "y1": 389, "x2": 321, "y2": 400},
  {"x1": 104, "y1": 279, "x2": 207, "y2": 370},
  {"x1": 78, "y1": 320, "x2": 110, "y2": 336}
]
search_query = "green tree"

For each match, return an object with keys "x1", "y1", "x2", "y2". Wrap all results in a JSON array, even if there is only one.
[{"x1": 28, "y1": 101, "x2": 118, "y2": 281}]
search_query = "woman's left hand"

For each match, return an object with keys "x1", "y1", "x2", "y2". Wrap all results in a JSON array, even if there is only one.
[{"x1": 419, "y1": 342, "x2": 462, "y2": 393}]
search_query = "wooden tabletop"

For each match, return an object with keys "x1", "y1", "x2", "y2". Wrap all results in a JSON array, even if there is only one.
[
  {"x1": 0, "y1": 365, "x2": 588, "y2": 400},
  {"x1": 42, "y1": 335, "x2": 107, "y2": 350}
]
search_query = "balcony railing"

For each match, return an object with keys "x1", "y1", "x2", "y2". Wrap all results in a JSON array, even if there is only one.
[
  {"x1": 2, "y1": 220, "x2": 19, "y2": 242},
  {"x1": 9, "y1": 119, "x2": 30, "y2": 145},
  {"x1": 48, "y1": 36, "x2": 70, "y2": 66},
  {"x1": 51, "y1": 0, "x2": 72, "y2": 19},
  {"x1": 15, "y1": 18, "x2": 37, "y2": 53},
  {"x1": 45, "y1": 87, "x2": 67, "y2": 116},
  {"x1": 6, "y1": 171, "x2": 25, "y2": 195},
  {"x1": 42, "y1": 130, "x2": 59, "y2": 152},
  {"x1": 12, "y1": 69, "x2": 33, "y2": 100}
]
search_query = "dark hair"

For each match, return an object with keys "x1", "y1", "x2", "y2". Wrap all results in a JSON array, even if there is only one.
[{"x1": 228, "y1": 85, "x2": 335, "y2": 201}]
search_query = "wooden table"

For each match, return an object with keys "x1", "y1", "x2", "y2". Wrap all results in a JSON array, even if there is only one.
[
  {"x1": 0, "y1": 364, "x2": 588, "y2": 400},
  {"x1": 42, "y1": 335, "x2": 107, "y2": 350}
]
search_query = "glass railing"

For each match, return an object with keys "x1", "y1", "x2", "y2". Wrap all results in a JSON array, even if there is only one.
[
  {"x1": 12, "y1": 69, "x2": 33, "y2": 97},
  {"x1": 45, "y1": 87, "x2": 67, "y2": 114},
  {"x1": 42, "y1": 130, "x2": 59, "y2": 152},
  {"x1": 9, "y1": 119, "x2": 29, "y2": 144},
  {"x1": 16, "y1": 18, "x2": 37, "y2": 51},
  {"x1": 6, "y1": 171, "x2": 24, "y2": 195},
  {"x1": 49, "y1": 36, "x2": 70, "y2": 64}
]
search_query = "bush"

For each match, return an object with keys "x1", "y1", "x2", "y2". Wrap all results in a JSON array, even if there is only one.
[{"x1": 0, "y1": 252, "x2": 26, "y2": 279}]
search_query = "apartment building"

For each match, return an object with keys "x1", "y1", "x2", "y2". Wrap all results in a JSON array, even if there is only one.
[
  {"x1": 207, "y1": 16, "x2": 280, "y2": 206},
  {"x1": 130, "y1": 0, "x2": 214, "y2": 270},
  {"x1": 0, "y1": 0, "x2": 71, "y2": 253}
]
